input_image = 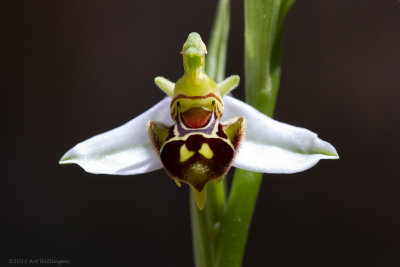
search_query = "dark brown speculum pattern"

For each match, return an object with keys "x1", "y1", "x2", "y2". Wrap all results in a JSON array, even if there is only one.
[{"x1": 160, "y1": 133, "x2": 234, "y2": 191}]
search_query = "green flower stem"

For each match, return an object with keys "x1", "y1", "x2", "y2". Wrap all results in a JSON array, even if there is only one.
[
  {"x1": 191, "y1": 181, "x2": 226, "y2": 267},
  {"x1": 190, "y1": 0, "x2": 230, "y2": 266},
  {"x1": 216, "y1": 1, "x2": 296, "y2": 267},
  {"x1": 190, "y1": 0, "x2": 295, "y2": 266},
  {"x1": 190, "y1": 194, "x2": 213, "y2": 267},
  {"x1": 215, "y1": 170, "x2": 262, "y2": 267}
]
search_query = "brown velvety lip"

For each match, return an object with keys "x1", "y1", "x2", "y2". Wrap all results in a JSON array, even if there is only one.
[{"x1": 181, "y1": 107, "x2": 212, "y2": 128}]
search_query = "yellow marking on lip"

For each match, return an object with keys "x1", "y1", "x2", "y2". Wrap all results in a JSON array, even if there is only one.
[
  {"x1": 174, "y1": 178, "x2": 182, "y2": 187},
  {"x1": 180, "y1": 144, "x2": 195, "y2": 163},
  {"x1": 198, "y1": 143, "x2": 214, "y2": 159}
]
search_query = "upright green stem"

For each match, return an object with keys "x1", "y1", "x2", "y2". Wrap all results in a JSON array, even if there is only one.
[
  {"x1": 190, "y1": 194, "x2": 213, "y2": 267},
  {"x1": 215, "y1": 170, "x2": 262, "y2": 267},
  {"x1": 191, "y1": 181, "x2": 226, "y2": 267},
  {"x1": 190, "y1": 0, "x2": 231, "y2": 266},
  {"x1": 216, "y1": 1, "x2": 296, "y2": 267},
  {"x1": 190, "y1": 1, "x2": 295, "y2": 266}
]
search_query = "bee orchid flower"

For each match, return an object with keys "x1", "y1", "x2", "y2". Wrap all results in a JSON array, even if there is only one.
[{"x1": 59, "y1": 33, "x2": 338, "y2": 209}]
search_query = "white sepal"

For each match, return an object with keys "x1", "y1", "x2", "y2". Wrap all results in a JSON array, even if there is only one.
[
  {"x1": 222, "y1": 96, "x2": 338, "y2": 174},
  {"x1": 59, "y1": 98, "x2": 173, "y2": 175}
]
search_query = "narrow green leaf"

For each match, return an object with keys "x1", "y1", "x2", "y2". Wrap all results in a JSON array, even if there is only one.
[
  {"x1": 245, "y1": 0, "x2": 281, "y2": 116},
  {"x1": 206, "y1": 0, "x2": 230, "y2": 82},
  {"x1": 244, "y1": 0, "x2": 295, "y2": 116}
]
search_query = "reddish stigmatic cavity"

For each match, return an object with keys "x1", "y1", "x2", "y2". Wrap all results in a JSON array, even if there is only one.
[{"x1": 181, "y1": 108, "x2": 212, "y2": 128}]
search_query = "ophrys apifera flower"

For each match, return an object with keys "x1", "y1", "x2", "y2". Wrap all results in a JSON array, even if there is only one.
[{"x1": 60, "y1": 32, "x2": 338, "y2": 209}]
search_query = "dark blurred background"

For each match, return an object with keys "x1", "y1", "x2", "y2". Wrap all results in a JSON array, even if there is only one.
[{"x1": 3, "y1": 0, "x2": 400, "y2": 266}]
